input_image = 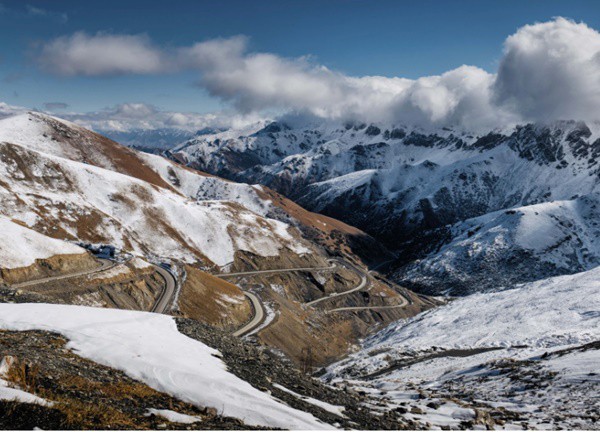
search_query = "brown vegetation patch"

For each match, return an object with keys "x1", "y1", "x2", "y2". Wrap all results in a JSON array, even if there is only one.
[
  {"x1": 130, "y1": 183, "x2": 155, "y2": 204},
  {"x1": 0, "y1": 142, "x2": 75, "y2": 192},
  {"x1": 255, "y1": 186, "x2": 361, "y2": 235},
  {"x1": 179, "y1": 266, "x2": 251, "y2": 330}
]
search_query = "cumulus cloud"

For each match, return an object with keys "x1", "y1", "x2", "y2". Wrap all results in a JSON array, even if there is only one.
[
  {"x1": 37, "y1": 32, "x2": 167, "y2": 76},
  {"x1": 181, "y1": 38, "x2": 515, "y2": 129},
  {"x1": 32, "y1": 18, "x2": 600, "y2": 128},
  {"x1": 494, "y1": 17, "x2": 600, "y2": 122}
]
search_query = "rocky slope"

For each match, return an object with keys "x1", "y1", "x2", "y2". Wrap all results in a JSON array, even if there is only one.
[
  {"x1": 0, "y1": 303, "x2": 424, "y2": 429},
  {"x1": 397, "y1": 193, "x2": 600, "y2": 295}
]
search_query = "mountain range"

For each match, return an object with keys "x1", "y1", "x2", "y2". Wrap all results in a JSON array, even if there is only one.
[{"x1": 168, "y1": 119, "x2": 600, "y2": 294}]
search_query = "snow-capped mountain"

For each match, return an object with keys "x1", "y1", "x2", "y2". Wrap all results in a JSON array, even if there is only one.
[
  {"x1": 397, "y1": 194, "x2": 600, "y2": 295},
  {"x1": 172, "y1": 119, "x2": 600, "y2": 293}
]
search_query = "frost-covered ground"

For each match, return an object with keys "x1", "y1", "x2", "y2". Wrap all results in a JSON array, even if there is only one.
[
  {"x1": 326, "y1": 268, "x2": 600, "y2": 429},
  {"x1": 0, "y1": 303, "x2": 332, "y2": 429}
]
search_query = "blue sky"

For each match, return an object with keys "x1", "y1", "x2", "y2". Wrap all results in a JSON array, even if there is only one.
[{"x1": 1, "y1": 0, "x2": 599, "y2": 129}]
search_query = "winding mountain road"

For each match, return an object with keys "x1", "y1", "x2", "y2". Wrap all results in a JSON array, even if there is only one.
[
  {"x1": 305, "y1": 259, "x2": 369, "y2": 307},
  {"x1": 150, "y1": 265, "x2": 178, "y2": 314},
  {"x1": 10, "y1": 256, "x2": 178, "y2": 315},
  {"x1": 219, "y1": 257, "x2": 410, "y2": 337},
  {"x1": 326, "y1": 300, "x2": 409, "y2": 313},
  {"x1": 12, "y1": 251, "x2": 409, "y2": 338},
  {"x1": 231, "y1": 292, "x2": 265, "y2": 337},
  {"x1": 217, "y1": 262, "x2": 336, "y2": 278},
  {"x1": 217, "y1": 261, "x2": 342, "y2": 337}
]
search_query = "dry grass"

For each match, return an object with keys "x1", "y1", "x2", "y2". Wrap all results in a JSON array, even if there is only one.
[
  {"x1": 2, "y1": 356, "x2": 154, "y2": 429},
  {"x1": 37, "y1": 113, "x2": 177, "y2": 194},
  {"x1": 52, "y1": 397, "x2": 139, "y2": 429},
  {"x1": 4, "y1": 357, "x2": 40, "y2": 393},
  {"x1": 254, "y1": 186, "x2": 363, "y2": 236},
  {"x1": 60, "y1": 374, "x2": 160, "y2": 400}
]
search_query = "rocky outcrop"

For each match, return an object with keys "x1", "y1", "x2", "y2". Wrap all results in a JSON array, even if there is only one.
[
  {"x1": 0, "y1": 252, "x2": 98, "y2": 285},
  {"x1": 0, "y1": 330, "x2": 263, "y2": 430}
]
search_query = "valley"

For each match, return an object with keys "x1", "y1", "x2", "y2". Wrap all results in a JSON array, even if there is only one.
[{"x1": 171, "y1": 119, "x2": 600, "y2": 295}]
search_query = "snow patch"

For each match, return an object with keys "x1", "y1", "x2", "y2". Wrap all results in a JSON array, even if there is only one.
[
  {"x1": 0, "y1": 216, "x2": 85, "y2": 269},
  {"x1": 146, "y1": 408, "x2": 201, "y2": 424},
  {"x1": 0, "y1": 303, "x2": 332, "y2": 430},
  {"x1": 273, "y1": 383, "x2": 346, "y2": 418}
]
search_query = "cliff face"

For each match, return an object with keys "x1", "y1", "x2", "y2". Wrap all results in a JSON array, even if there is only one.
[{"x1": 14, "y1": 258, "x2": 165, "y2": 312}]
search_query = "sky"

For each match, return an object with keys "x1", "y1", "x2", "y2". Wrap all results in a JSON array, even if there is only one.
[{"x1": 1, "y1": 0, "x2": 600, "y2": 131}]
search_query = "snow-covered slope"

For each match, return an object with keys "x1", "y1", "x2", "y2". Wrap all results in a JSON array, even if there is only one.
[
  {"x1": 325, "y1": 267, "x2": 600, "y2": 429},
  {"x1": 398, "y1": 194, "x2": 600, "y2": 294},
  {"x1": 338, "y1": 266, "x2": 600, "y2": 360},
  {"x1": 0, "y1": 216, "x2": 86, "y2": 269},
  {"x1": 0, "y1": 303, "x2": 331, "y2": 429}
]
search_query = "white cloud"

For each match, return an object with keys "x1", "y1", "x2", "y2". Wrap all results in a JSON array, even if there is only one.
[
  {"x1": 0, "y1": 102, "x2": 27, "y2": 119},
  {"x1": 31, "y1": 18, "x2": 600, "y2": 129},
  {"x1": 0, "y1": 3, "x2": 67, "y2": 22},
  {"x1": 494, "y1": 17, "x2": 600, "y2": 122},
  {"x1": 26, "y1": 4, "x2": 68, "y2": 22},
  {"x1": 0, "y1": 100, "x2": 263, "y2": 133},
  {"x1": 184, "y1": 41, "x2": 515, "y2": 129},
  {"x1": 37, "y1": 32, "x2": 166, "y2": 76}
]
